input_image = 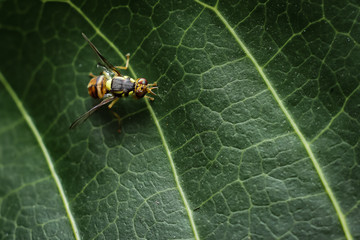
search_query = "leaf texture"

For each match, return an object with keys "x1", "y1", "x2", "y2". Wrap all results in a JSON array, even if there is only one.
[{"x1": 0, "y1": 0, "x2": 359, "y2": 239}]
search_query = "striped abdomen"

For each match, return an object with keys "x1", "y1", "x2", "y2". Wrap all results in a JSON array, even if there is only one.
[{"x1": 87, "y1": 75, "x2": 107, "y2": 99}]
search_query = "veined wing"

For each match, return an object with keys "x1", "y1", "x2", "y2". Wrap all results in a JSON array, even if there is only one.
[
  {"x1": 69, "y1": 96, "x2": 116, "y2": 129},
  {"x1": 82, "y1": 33, "x2": 121, "y2": 76}
]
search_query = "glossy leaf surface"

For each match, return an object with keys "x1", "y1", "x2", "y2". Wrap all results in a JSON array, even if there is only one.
[{"x1": 0, "y1": 0, "x2": 359, "y2": 239}]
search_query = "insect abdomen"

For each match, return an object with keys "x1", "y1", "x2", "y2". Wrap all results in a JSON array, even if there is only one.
[{"x1": 87, "y1": 75, "x2": 107, "y2": 99}]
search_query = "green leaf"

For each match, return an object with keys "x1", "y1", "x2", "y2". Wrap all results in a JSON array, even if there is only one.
[{"x1": 0, "y1": 0, "x2": 359, "y2": 239}]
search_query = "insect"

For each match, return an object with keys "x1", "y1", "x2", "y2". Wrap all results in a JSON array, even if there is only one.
[{"x1": 69, "y1": 33, "x2": 157, "y2": 129}]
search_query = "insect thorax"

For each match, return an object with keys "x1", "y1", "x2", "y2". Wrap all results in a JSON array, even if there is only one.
[{"x1": 110, "y1": 76, "x2": 135, "y2": 97}]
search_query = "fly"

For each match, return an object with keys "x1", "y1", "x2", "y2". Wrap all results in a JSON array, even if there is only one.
[{"x1": 70, "y1": 33, "x2": 157, "y2": 129}]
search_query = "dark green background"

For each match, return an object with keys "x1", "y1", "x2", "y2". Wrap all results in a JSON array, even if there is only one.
[{"x1": 0, "y1": 0, "x2": 359, "y2": 239}]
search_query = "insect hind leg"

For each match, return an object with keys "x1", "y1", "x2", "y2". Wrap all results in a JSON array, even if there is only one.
[
  {"x1": 108, "y1": 97, "x2": 119, "y2": 109},
  {"x1": 115, "y1": 53, "x2": 130, "y2": 70},
  {"x1": 111, "y1": 111, "x2": 122, "y2": 133}
]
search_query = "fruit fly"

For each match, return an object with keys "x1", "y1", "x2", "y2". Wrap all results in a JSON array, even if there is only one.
[{"x1": 70, "y1": 33, "x2": 157, "y2": 129}]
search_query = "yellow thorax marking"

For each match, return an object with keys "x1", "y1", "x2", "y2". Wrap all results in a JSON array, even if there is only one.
[{"x1": 106, "y1": 79, "x2": 112, "y2": 91}]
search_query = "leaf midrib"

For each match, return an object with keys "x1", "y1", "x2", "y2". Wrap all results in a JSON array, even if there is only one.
[
  {"x1": 194, "y1": 0, "x2": 352, "y2": 239},
  {"x1": 16, "y1": 0, "x2": 351, "y2": 239},
  {"x1": 53, "y1": 0, "x2": 201, "y2": 239},
  {"x1": 0, "y1": 72, "x2": 81, "y2": 240}
]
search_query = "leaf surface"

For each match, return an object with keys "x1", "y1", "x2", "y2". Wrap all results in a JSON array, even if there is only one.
[{"x1": 0, "y1": 0, "x2": 359, "y2": 239}]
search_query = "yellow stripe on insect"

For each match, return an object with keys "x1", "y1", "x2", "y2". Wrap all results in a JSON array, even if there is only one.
[{"x1": 106, "y1": 79, "x2": 112, "y2": 91}]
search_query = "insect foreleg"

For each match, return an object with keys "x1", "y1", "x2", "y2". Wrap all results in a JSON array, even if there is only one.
[{"x1": 144, "y1": 95, "x2": 155, "y2": 101}]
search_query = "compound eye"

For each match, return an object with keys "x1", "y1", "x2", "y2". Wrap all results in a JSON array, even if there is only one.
[{"x1": 138, "y1": 78, "x2": 147, "y2": 85}]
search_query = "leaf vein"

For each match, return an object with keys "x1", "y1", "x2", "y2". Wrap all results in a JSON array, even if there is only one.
[
  {"x1": 62, "y1": 1, "x2": 201, "y2": 238},
  {"x1": 194, "y1": 1, "x2": 352, "y2": 239},
  {"x1": 0, "y1": 72, "x2": 81, "y2": 240}
]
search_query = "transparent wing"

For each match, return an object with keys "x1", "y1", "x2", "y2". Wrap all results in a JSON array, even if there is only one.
[
  {"x1": 82, "y1": 33, "x2": 121, "y2": 76},
  {"x1": 69, "y1": 96, "x2": 116, "y2": 129}
]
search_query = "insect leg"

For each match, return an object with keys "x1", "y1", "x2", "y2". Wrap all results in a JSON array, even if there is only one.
[
  {"x1": 115, "y1": 53, "x2": 130, "y2": 70},
  {"x1": 144, "y1": 95, "x2": 155, "y2": 101},
  {"x1": 145, "y1": 82, "x2": 158, "y2": 96},
  {"x1": 111, "y1": 111, "x2": 122, "y2": 133},
  {"x1": 89, "y1": 73, "x2": 96, "y2": 78},
  {"x1": 108, "y1": 97, "x2": 119, "y2": 108}
]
